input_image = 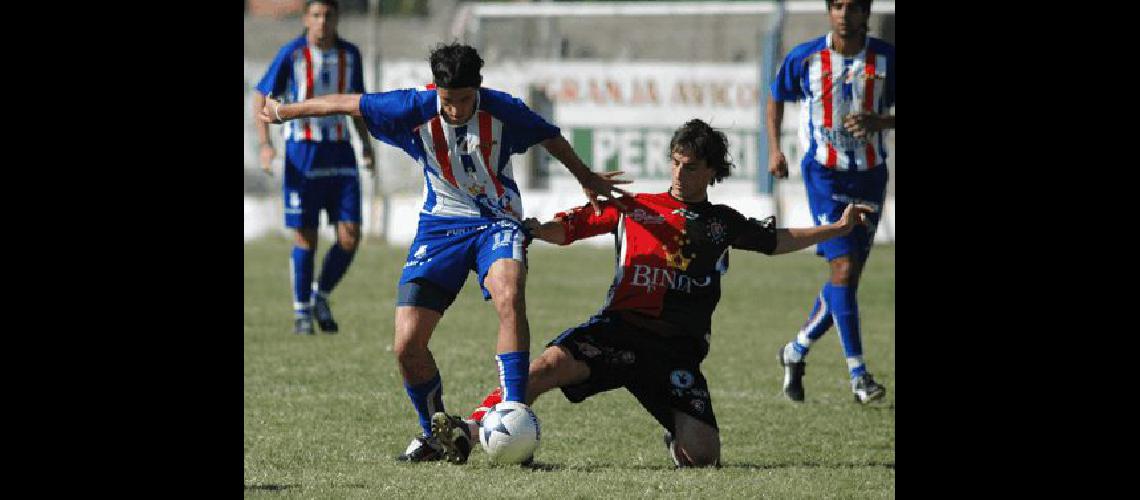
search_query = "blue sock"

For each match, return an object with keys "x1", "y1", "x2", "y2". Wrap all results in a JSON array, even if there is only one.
[
  {"x1": 792, "y1": 286, "x2": 834, "y2": 356},
  {"x1": 496, "y1": 351, "x2": 529, "y2": 404},
  {"x1": 316, "y1": 243, "x2": 356, "y2": 296},
  {"x1": 291, "y1": 246, "x2": 315, "y2": 318},
  {"x1": 404, "y1": 372, "x2": 445, "y2": 437},
  {"x1": 823, "y1": 283, "x2": 866, "y2": 378}
]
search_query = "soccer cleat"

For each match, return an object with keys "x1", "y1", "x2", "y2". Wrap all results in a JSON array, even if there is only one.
[
  {"x1": 778, "y1": 343, "x2": 806, "y2": 402},
  {"x1": 851, "y1": 372, "x2": 886, "y2": 404},
  {"x1": 430, "y1": 412, "x2": 473, "y2": 464},
  {"x1": 311, "y1": 294, "x2": 339, "y2": 333},
  {"x1": 294, "y1": 316, "x2": 315, "y2": 335},
  {"x1": 396, "y1": 435, "x2": 444, "y2": 462}
]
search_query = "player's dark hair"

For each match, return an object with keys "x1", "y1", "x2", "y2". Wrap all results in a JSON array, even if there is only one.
[
  {"x1": 825, "y1": 0, "x2": 872, "y2": 11},
  {"x1": 669, "y1": 119, "x2": 734, "y2": 185},
  {"x1": 429, "y1": 43, "x2": 484, "y2": 89},
  {"x1": 306, "y1": 0, "x2": 339, "y2": 12}
]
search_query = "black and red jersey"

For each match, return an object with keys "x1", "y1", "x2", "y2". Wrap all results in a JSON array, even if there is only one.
[{"x1": 554, "y1": 191, "x2": 777, "y2": 338}]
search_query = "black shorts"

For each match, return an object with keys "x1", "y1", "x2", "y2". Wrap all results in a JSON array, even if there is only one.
[{"x1": 547, "y1": 313, "x2": 717, "y2": 434}]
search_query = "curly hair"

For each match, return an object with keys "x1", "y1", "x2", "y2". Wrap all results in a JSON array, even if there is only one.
[
  {"x1": 668, "y1": 119, "x2": 734, "y2": 185},
  {"x1": 429, "y1": 42, "x2": 484, "y2": 89}
]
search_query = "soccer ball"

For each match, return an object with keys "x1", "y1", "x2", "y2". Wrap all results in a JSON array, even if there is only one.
[{"x1": 479, "y1": 401, "x2": 540, "y2": 464}]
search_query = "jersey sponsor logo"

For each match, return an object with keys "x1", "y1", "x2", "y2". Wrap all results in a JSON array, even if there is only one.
[
  {"x1": 289, "y1": 191, "x2": 301, "y2": 208},
  {"x1": 414, "y1": 244, "x2": 427, "y2": 259},
  {"x1": 630, "y1": 264, "x2": 711, "y2": 293},
  {"x1": 629, "y1": 208, "x2": 665, "y2": 225},
  {"x1": 445, "y1": 225, "x2": 487, "y2": 237},
  {"x1": 817, "y1": 214, "x2": 830, "y2": 226},
  {"x1": 670, "y1": 370, "x2": 694, "y2": 389},
  {"x1": 820, "y1": 125, "x2": 868, "y2": 150}
]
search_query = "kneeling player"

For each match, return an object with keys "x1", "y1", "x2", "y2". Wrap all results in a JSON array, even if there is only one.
[{"x1": 431, "y1": 119, "x2": 874, "y2": 467}]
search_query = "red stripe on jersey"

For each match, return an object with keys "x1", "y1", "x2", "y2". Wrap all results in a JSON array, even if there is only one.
[
  {"x1": 337, "y1": 47, "x2": 346, "y2": 141},
  {"x1": 478, "y1": 111, "x2": 505, "y2": 198},
  {"x1": 863, "y1": 49, "x2": 877, "y2": 169},
  {"x1": 425, "y1": 83, "x2": 437, "y2": 90},
  {"x1": 820, "y1": 50, "x2": 837, "y2": 167},
  {"x1": 302, "y1": 46, "x2": 315, "y2": 141},
  {"x1": 429, "y1": 117, "x2": 457, "y2": 187}
]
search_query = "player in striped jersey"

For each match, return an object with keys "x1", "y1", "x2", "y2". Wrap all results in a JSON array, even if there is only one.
[
  {"x1": 767, "y1": 0, "x2": 894, "y2": 404},
  {"x1": 259, "y1": 43, "x2": 629, "y2": 463},
  {"x1": 253, "y1": 0, "x2": 374, "y2": 335}
]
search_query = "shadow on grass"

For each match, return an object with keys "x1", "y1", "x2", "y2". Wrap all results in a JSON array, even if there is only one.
[
  {"x1": 244, "y1": 484, "x2": 299, "y2": 491},
  {"x1": 515, "y1": 460, "x2": 894, "y2": 472},
  {"x1": 243, "y1": 483, "x2": 368, "y2": 491}
]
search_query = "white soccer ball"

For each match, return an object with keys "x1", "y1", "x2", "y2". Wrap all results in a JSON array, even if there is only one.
[{"x1": 479, "y1": 401, "x2": 540, "y2": 464}]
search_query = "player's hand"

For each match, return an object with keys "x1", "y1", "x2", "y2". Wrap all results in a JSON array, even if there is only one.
[
  {"x1": 579, "y1": 170, "x2": 632, "y2": 215},
  {"x1": 843, "y1": 111, "x2": 880, "y2": 141},
  {"x1": 259, "y1": 143, "x2": 276, "y2": 176},
  {"x1": 361, "y1": 146, "x2": 375, "y2": 172},
  {"x1": 768, "y1": 150, "x2": 789, "y2": 179},
  {"x1": 838, "y1": 203, "x2": 875, "y2": 235},
  {"x1": 259, "y1": 97, "x2": 284, "y2": 124}
]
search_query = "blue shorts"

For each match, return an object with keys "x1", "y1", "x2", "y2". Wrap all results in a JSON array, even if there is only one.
[
  {"x1": 802, "y1": 160, "x2": 889, "y2": 262},
  {"x1": 282, "y1": 141, "x2": 361, "y2": 229},
  {"x1": 399, "y1": 217, "x2": 528, "y2": 301}
]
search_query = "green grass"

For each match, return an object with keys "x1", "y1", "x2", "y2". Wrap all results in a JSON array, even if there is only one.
[{"x1": 245, "y1": 237, "x2": 894, "y2": 498}]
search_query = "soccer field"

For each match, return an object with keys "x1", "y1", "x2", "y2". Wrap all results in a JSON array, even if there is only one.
[{"x1": 244, "y1": 237, "x2": 894, "y2": 498}]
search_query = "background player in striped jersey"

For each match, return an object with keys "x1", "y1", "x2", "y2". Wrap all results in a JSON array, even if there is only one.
[
  {"x1": 767, "y1": 0, "x2": 895, "y2": 404},
  {"x1": 446, "y1": 119, "x2": 873, "y2": 467},
  {"x1": 253, "y1": 0, "x2": 375, "y2": 335},
  {"x1": 259, "y1": 43, "x2": 630, "y2": 463}
]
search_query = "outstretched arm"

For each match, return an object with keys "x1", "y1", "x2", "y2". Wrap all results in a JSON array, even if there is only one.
[
  {"x1": 259, "y1": 94, "x2": 364, "y2": 124},
  {"x1": 770, "y1": 204, "x2": 875, "y2": 255},
  {"x1": 522, "y1": 218, "x2": 567, "y2": 245}
]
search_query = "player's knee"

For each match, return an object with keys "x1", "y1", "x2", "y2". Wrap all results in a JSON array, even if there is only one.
[
  {"x1": 393, "y1": 339, "x2": 428, "y2": 366},
  {"x1": 294, "y1": 230, "x2": 318, "y2": 249},
  {"x1": 829, "y1": 258, "x2": 853, "y2": 284},
  {"x1": 337, "y1": 236, "x2": 359, "y2": 253},
  {"x1": 489, "y1": 281, "x2": 524, "y2": 314},
  {"x1": 337, "y1": 226, "x2": 360, "y2": 252}
]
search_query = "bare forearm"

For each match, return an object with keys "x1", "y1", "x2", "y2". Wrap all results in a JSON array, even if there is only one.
[
  {"x1": 877, "y1": 114, "x2": 895, "y2": 130},
  {"x1": 766, "y1": 96, "x2": 784, "y2": 149},
  {"x1": 530, "y1": 220, "x2": 567, "y2": 245},
  {"x1": 278, "y1": 94, "x2": 364, "y2": 120},
  {"x1": 254, "y1": 93, "x2": 272, "y2": 145},
  {"x1": 771, "y1": 224, "x2": 846, "y2": 255},
  {"x1": 541, "y1": 135, "x2": 592, "y2": 182}
]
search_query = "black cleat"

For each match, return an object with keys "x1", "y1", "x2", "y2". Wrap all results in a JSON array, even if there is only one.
[
  {"x1": 431, "y1": 412, "x2": 473, "y2": 464},
  {"x1": 852, "y1": 372, "x2": 886, "y2": 404},
  {"x1": 311, "y1": 295, "x2": 339, "y2": 333},
  {"x1": 294, "y1": 317, "x2": 315, "y2": 335},
  {"x1": 779, "y1": 343, "x2": 806, "y2": 402},
  {"x1": 396, "y1": 435, "x2": 443, "y2": 462}
]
